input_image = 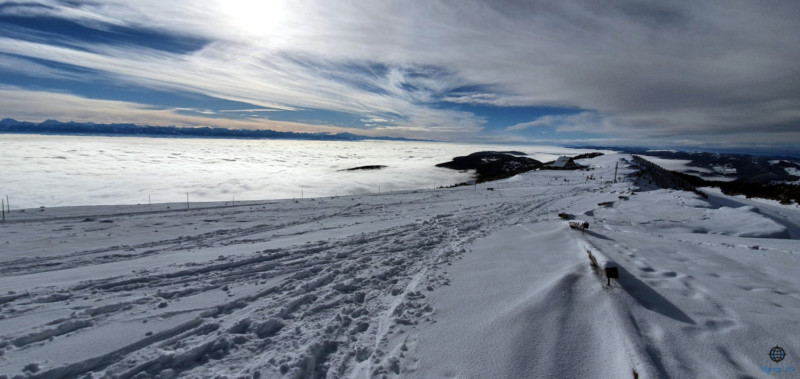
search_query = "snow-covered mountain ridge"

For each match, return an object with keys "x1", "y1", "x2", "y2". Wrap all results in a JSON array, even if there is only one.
[{"x1": 1, "y1": 154, "x2": 798, "y2": 378}]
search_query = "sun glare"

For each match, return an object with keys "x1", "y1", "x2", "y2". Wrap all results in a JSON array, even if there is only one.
[{"x1": 218, "y1": 0, "x2": 289, "y2": 37}]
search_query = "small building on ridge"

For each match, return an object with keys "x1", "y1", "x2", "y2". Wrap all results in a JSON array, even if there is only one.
[{"x1": 550, "y1": 156, "x2": 578, "y2": 169}]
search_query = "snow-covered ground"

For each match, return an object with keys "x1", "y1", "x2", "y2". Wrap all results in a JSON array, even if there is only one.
[{"x1": 1, "y1": 154, "x2": 799, "y2": 378}]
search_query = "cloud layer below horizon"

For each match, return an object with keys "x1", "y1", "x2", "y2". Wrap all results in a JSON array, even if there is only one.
[{"x1": 1, "y1": 1, "x2": 799, "y2": 150}]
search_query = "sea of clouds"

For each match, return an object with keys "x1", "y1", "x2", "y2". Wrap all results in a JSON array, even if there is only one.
[{"x1": 2, "y1": 134, "x2": 598, "y2": 208}]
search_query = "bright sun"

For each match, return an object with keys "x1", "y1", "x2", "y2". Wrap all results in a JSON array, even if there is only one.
[{"x1": 218, "y1": 0, "x2": 289, "y2": 37}]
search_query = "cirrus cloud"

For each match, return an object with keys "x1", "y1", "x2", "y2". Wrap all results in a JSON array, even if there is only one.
[{"x1": 0, "y1": 0, "x2": 798, "y2": 151}]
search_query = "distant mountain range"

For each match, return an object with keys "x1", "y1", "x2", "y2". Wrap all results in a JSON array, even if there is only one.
[{"x1": 0, "y1": 118, "x2": 419, "y2": 142}]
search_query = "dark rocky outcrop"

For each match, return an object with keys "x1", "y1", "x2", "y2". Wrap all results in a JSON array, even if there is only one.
[
  {"x1": 436, "y1": 151, "x2": 542, "y2": 183},
  {"x1": 339, "y1": 165, "x2": 387, "y2": 171},
  {"x1": 573, "y1": 152, "x2": 604, "y2": 160}
]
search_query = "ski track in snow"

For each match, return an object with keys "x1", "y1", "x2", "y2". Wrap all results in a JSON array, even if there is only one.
[
  {"x1": 1, "y1": 154, "x2": 799, "y2": 378},
  {"x1": 0, "y1": 180, "x2": 574, "y2": 378}
]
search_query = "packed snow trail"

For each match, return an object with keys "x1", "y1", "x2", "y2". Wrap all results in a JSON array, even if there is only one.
[{"x1": 1, "y1": 154, "x2": 799, "y2": 377}]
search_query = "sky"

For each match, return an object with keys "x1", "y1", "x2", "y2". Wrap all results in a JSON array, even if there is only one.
[{"x1": 1, "y1": 1, "x2": 799, "y2": 151}]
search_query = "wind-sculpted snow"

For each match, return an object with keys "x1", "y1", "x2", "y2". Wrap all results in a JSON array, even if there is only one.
[{"x1": 1, "y1": 154, "x2": 799, "y2": 378}]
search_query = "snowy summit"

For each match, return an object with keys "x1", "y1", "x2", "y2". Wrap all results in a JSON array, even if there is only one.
[{"x1": 1, "y1": 154, "x2": 798, "y2": 378}]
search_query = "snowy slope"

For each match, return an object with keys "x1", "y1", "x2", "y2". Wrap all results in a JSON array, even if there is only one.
[{"x1": 1, "y1": 154, "x2": 798, "y2": 378}]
